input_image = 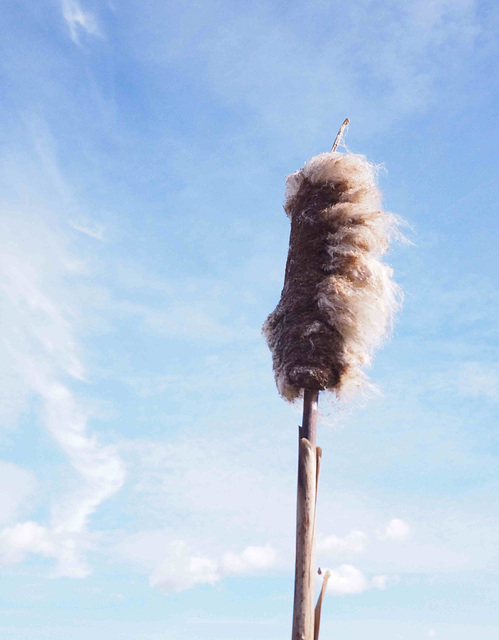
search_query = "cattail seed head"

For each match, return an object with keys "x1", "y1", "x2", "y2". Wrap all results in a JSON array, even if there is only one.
[{"x1": 263, "y1": 151, "x2": 403, "y2": 402}]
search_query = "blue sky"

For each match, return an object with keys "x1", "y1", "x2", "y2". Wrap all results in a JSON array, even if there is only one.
[{"x1": 0, "y1": 1, "x2": 498, "y2": 638}]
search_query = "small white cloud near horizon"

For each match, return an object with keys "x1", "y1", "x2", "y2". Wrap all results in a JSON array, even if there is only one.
[
  {"x1": 150, "y1": 541, "x2": 220, "y2": 593},
  {"x1": 118, "y1": 533, "x2": 278, "y2": 594},
  {"x1": 0, "y1": 521, "x2": 90, "y2": 578},
  {"x1": 317, "y1": 530, "x2": 368, "y2": 557},
  {"x1": 222, "y1": 544, "x2": 276, "y2": 575},
  {"x1": 61, "y1": 0, "x2": 102, "y2": 44},
  {"x1": 428, "y1": 630, "x2": 437, "y2": 638},
  {"x1": 371, "y1": 574, "x2": 389, "y2": 590},
  {"x1": 381, "y1": 518, "x2": 410, "y2": 541},
  {"x1": 118, "y1": 534, "x2": 220, "y2": 593},
  {"x1": 325, "y1": 564, "x2": 390, "y2": 596}
]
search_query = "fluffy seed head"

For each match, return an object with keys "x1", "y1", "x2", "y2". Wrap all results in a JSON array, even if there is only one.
[{"x1": 263, "y1": 151, "x2": 403, "y2": 402}]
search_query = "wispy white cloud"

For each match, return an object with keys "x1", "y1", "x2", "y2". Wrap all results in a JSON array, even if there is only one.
[
  {"x1": 317, "y1": 530, "x2": 368, "y2": 557},
  {"x1": 404, "y1": 275, "x2": 499, "y2": 341},
  {"x1": 119, "y1": 423, "x2": 499, "y2": 590},
  {"x1": 39, "y1": 380, "x2": 125, "y2": 535},
  {"x1": 0, "y1": 196, "x2": 124, "y2": 576},
  {"x1": 117, "y1": 532, "x2": 276, "y2": 593},
  {"x1": 114, "y1": 532, "x2": 212, "y2": 593},
  {"x1": 222, "y1": 544, "x2": 276, "y2": 575},
  {"x1": 380, "y1": 519, "x2": 410, "y2": 541},
  {"x1": 0, "y1": 462, "x2": 35, "y2": 526},
  {"x1": 185, "y1": 616, "x2": 278, "y2": 626},
  {"x1": 371, "y1": 574, "x2": 390, "y2": 590},
  {"x1": 324, "y1": 564, "x2": 389, "y2": 596},
  {"x1": 117, "y1": 431, "x2": 296, "y2": 547},
  {"x1": 60, "y1": 0, "x2": 102, "y2": 45},
  {"x1": 140, "y1": 305, "x2": 240, "y2": 343},
  {"x1": 149, "y1": 540, "x2": 219, "y2": 593},
  {"x1": 457, "y1": 363, "x2": 499, "y2": 400},
  {"x1": 430, "y1": 362, "x2": 499, "y2": 400},
  {"x1": 0, "y1": 521, "x2": 90, "y2": 578},
  {"x1": 70, "y1": 219, "x2": 106, "y2": 241},
  {"x1": 126, "y1": 0, "x2": 482, "y2": 140},
  {"x1": 0, "y1": 522, "x2": 55, "y2": 566},
  {"x1": 109, "y1": 271, "x2": 257, "y2": 346}
]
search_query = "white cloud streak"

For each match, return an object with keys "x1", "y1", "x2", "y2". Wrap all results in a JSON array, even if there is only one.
[
  {"x1": 371, "y1": 574, "x2": 389, "y2": 590},
  {"x1": 0, "y1": 521, "x2": 91, "y2": 578},
  {"x1": 381, "y1": 519, "x2": 410, "y2": 541},
  {"x1": 60, "y1": 0, "x2": 102, "y2": 45},
  {"x1": 434, "y1": 362, "x2": 499, "y2": 400},
  {"x1": 127, "y1": 0, "x2": 481, "y2": 139},
  {"x1": 118, "y1": 532, "x2": 276, "y2": 593},
  {"x1": 150, "y1": 541, "x2": 220, "y2": 593},
  {"x1": 118, "y1": 534, "x2": 219, "y2": 593},
  {"x1": 222, "y1": 544, "x2": 276, "y2": 575},
  {"x1": 70, "y1": 219, "x2": 106, "y2": 241},
  {"x1": 0, "y1": 208, "x2": 124, "y2": 577},
  {"x1": 317, "y1": 530, "x2": 368, "y2": 557},
  {"x1": 0, "y1": 462, "x2": 35, "y2": 526}
]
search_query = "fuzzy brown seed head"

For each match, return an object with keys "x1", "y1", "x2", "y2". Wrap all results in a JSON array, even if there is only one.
[{"x1": 263, "y1": 152, "x2": 402, "y2": 402}]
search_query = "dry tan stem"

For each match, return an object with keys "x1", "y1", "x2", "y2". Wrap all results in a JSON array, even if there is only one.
[
  {"x1": 331, "y1": 117, "x2": 350, "y2": 152},
  {"x1": 314, "y1": 570, "x2": 332, "y2": 640},
  {"x1": 292, "y1": 438, "x2": 317, "y2": 640},
  {"x1": 311, "y1": 446, "x2": 322, "y2": 601}
]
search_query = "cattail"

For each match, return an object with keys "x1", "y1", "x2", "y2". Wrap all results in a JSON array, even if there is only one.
[
  {"x1": 263, "y1": 149, "x2": 402, "y2": 403},
  {"x1": 263, "y1": 122, "x2": 404, "y2": 640}
]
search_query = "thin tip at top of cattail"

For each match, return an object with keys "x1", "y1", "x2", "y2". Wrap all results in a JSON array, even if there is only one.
[
  {"x1": 331, "y1": 118, "x2": 350, "y2": 152},
  {"x1": 263, "y1": 150, "x2": 404, "y2": 403}
]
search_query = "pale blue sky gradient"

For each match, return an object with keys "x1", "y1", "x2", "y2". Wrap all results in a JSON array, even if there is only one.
[{"x1": 0, "y1": 1, "x2": 498, "y2": 639}]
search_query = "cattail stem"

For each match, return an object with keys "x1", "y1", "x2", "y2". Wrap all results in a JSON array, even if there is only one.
[
  {"x1": 265, "y1": 121, "x2": 402, "y2": 640},
  {"x1": 292, "y1": 390, "x2": 319, "y2": 640},
  {"x1": 331, "y1": 117, "x2": 350, "y2": 152},
  {"x1": 301, "y1": 389, "x2": 318, "y2": 445}
]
